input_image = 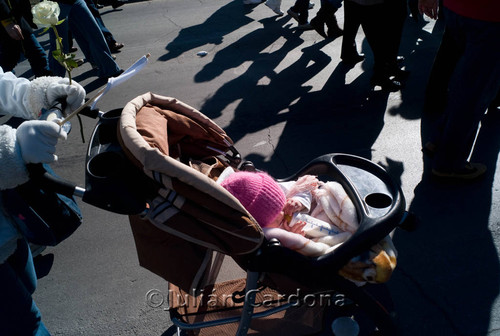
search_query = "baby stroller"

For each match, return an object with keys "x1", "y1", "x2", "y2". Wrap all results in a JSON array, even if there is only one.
[{"x1": 45, "y1": 93, "x2": 408, "y2": 335}]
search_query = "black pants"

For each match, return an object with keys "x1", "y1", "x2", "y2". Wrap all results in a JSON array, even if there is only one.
[{"x1": 342, "y1": 0, "x2": 406, "y2": 76}]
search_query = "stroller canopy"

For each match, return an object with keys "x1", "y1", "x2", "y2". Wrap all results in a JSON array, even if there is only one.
[{"x1": 118, "y1": 92, "x2": 264, "y2": 256}]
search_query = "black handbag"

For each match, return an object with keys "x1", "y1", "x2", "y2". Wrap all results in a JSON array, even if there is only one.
[{"x1": 2, "y1": 164, "x2": 82, "y2": 246}]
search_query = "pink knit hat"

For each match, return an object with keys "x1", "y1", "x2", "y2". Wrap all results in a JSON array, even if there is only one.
[{"x1": 221, "y1": 171, "x2": 286, "y2": 228}]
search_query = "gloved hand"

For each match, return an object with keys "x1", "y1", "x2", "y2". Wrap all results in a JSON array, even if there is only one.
[
  {"x1": 16, "y1": 120, "x2": 67, "y2": 164},
  {"x1": 45, "y1": 78, "x2": 86, "y2": 115}
]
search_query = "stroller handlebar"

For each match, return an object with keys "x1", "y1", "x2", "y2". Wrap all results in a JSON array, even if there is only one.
[
  {"x1": 274, "y1": 153, "x2": 406, "y2": 273},
  {"x1": 27, "y1": 163, "x2": 84, "y2": 198}
]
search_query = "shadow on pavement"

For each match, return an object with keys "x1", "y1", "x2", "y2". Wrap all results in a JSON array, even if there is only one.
[
  {"x1": 389, "y1": 104, "x2": 500, "y2": 335},
  {"x1": 158, "y1": 1, "x2": 255, "y2": 63}
]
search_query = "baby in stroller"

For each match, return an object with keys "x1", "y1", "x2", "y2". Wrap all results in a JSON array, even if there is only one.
[{"x1": 220, "y1": 170, "x2": 397, "y2": 285}]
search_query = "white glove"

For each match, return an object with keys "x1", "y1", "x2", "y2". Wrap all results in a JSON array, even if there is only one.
[
  {"x1": 16, "y1": 120, "x2": 67, "y2": 164},
  {"x1": 45, "y1": 78, "x2": 86, "y2": 114}
]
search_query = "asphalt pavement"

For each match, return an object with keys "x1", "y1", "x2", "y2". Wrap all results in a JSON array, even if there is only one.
[{"x1": 13, "y1": 0, "x2": 500, "y2": 335}]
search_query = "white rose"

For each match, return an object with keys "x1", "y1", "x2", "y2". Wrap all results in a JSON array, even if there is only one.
[{"x1": 31, "y1": 1, "x2": 61, "y2": 27}]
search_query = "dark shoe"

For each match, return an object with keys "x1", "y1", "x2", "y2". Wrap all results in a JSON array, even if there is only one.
[
  {"x1": 101, "y1": 68, "x2": 124, "y2": 80},
  {"x1": 341, "y1": 53, "x2": 365, "y2": 65},
  {"x1": 287, "y1": 8, "x2": 300, "y2": 22},
  {"x1": 325, "y1": 16, "x2": 343, "y2": 39},
  {"x1": 69, "y1": 46, "x2": 78, "y2": 53},
  {"x1": 112, "y1": 68, "x2": 124, "y2": 77},
  {"x1": 109, "y1": 42, "x2": 124, "y2": 53},
  {"x1": 371, "y1": 76, "x2": 402, "y2": 92},
  {"x1": 310, "y1": 17, "x2": 327, "y2": 38},
  {"x1": 112, "y1": 0, "x2": 125, "y2": 9},
  {"x1": 327, "y1": 26, "x2": 343, "y2": 39},
  {"x1": 432, "y1": 162, "x2": 487, "y2": 181}
]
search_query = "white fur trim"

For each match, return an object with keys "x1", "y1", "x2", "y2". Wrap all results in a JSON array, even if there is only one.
[
  {"x1": 26, "y1": 76, "x2": 64, "y2": 119},
  {"x1": 0, "y1": 125, "x2": 29, "y2": 190}
]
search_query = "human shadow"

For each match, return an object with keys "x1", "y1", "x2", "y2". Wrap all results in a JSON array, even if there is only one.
[
  {"x1": 194, "y1": 15, "x2": 295, "y2": 84},
  {"x1": 388, "y1": 106, "x2": 500, "y2": 335},
  {"x1": 245, "y1": 59, "x2": 398, "y2": 178},
  {"x1": 199, "y1": 23, "x2": 332, "y2": 147},
  {"x1": 158, "y1": 1, "x2": 255, "y2": 63}
]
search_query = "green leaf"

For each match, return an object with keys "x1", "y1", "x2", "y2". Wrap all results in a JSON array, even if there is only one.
[{"x1": 66, "y1": 59, "x2": 79, "y2": 68}]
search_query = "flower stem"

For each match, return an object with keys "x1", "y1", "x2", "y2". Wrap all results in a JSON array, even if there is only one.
[{"x1": 52, "y1": 25, "x2": 72, "y2": 85}]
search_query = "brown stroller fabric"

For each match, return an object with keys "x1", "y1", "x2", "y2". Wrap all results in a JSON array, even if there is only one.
[{"x1": 119, "y1": 93, "x2": 264, "y2": 292}]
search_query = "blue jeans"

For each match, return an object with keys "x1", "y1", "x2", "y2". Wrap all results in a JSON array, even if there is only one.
[
  {"x1": 432, "y1": 8, "x2": 500, "y2": 172},
  {"x1": 0, "y1": 239, "x2": 50, "y2": 335},
  {"x1": 85, "y1": 0, "x2": 117, "y2": 47},
  {"x1": 49, "y1": 0, "x2": 120, "y2": 78}
]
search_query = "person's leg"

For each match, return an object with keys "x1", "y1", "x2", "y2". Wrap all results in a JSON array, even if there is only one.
[
  {"x1": 0, "y1": 239, "x2": 50, "y2": 336},
  {"x1": 341, "y1": 1, "x2": 363, "y2": 61},
  {"x1": 423, "y1": 27, "x2": 462, "y2": 115},
  {"x1": 360, "y1": 3, "x2": 401, "y2": 91},
  {"x1": 22, "y1": 32, "x2": 52, "y2": 77},
  {"x1": 265, "y1": 0, "x2": 283, "y2": 15},
  {"x1": 359, "y1": 4, "x2": 385, "y2": 72},
  {"x1": 289, "y1": 0, "x2": 309, "y2": 24},
  {"x1": 310, "y1": 0, "x2": 336, "y2": 38},
  {"x1": 85, "y1": 0, "x2": 116, "y2": 44},
  {"x1": 68, "y1": 0, "x2": 121, "y2": 77},
  {"x1": 320, "y1": 0, "x2": 342, "y2": 38},
  {"x1": 432, "y1": 9, "x2": 500, "y2": 174},
  {"x1": 383, "y1": 0, "x2": 407, "y2": 68}
]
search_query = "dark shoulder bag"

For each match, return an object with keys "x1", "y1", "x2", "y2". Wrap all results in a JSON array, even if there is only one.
[{"x1": 2, "y1": 164, "x2": 82, "y2": 246}]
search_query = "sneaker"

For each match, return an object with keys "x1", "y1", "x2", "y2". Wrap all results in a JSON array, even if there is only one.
[
  {"x1": 243, "y1": 0, "x2": 263, "y2": 4},
  {"x1": 432, "y1": 162, "x2": 487, "y2": 181},
  {"x1": 287, "y1": 8, "x2": 300, "y2": 22},
  {"x1": 265, "y1": 1, "x2": 283, "y2": 15}
]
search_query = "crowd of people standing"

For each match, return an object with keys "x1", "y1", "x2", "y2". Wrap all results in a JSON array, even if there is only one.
[{"x1": 246, "y1": 0, "x2": 499, "y2": 180}]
